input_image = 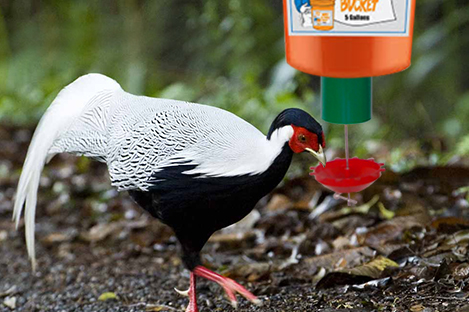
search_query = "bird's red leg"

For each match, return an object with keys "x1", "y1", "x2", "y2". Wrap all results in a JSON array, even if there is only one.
[
  {"x1": 185, "y1": 272, "x2": 198, "y2": 312},
  {"x1": 193, "y1": 266, "x2": 260, "y2": 308}
]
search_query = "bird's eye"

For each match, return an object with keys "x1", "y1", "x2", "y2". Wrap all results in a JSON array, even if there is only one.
[{"x1": 299, "y1": 134, "x2": 307, "y2": 143}]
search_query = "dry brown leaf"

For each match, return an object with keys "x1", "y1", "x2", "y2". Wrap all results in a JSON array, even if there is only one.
[
  {"x1": 80, "y1": 222, "x2": 123, "y2": 242},
  {"x1": 316, "y1": 256, "x2": 399, "y2": 289},
  {"x1": 431, "y1": 217, "x2": 469, "y2": 234},
  {"x1": 342, "y1": 256, "x2": 398, "y2": 279},
  {"x1": 265, "y1": 194, "x2": 293, "y2": 211},
  {"x1": 443, "y1": 229, "x2": 469, "y2": 246},
  {"x1": 424, "y1": 230, "x2": 469, "y2": 259},
  {"x1": 332, "y1": 236, "x2": 352, "y2": 251},
  {"x1": 41, "y1": 232, "x2": 76, "y2": 245},
  {"x1": 410, "y1": 304, "x2": 425, "y2": 312},
  {"x1": 303, "y1": 246, "x2": 375, "y2": 272},
  {"x1": 223, "y1": 262, "x2": 271, "y2": 282},
  {"x1": 358, "y1": 216, "x2": 424, "y2": 247},
  {"x1": 452, "y1": 263, "x2": 469, "y2": 280},
  {"x1": 145, "y1": 305, "x2": 177, "y2": 311}
]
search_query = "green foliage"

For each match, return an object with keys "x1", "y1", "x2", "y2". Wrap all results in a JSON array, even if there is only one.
[{"x1": 0, "y1": 0, "x2": 468, "y2": 167}]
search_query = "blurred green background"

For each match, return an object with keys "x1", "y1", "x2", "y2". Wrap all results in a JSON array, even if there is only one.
[{"x1": 0, "y1": 0, "x2": 468, "y2": 172}]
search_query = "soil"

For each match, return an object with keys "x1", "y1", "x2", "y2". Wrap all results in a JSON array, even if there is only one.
[{"x1": 1, "y1": 126, "x2": 469, "y2": 312}]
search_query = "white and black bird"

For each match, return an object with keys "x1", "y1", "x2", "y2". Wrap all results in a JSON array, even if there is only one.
[{"x1": 13, "y1": 74, "x2": 326, "y2": 312}]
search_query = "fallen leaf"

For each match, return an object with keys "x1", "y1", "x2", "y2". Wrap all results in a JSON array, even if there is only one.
[
  {"x1": 457, "y1": 304, "x2": 469, "y2": 312},
  {"x1": 410, "y1": 304, "x2": 425, "y2": 312},
  {"x1": 316, "y1": 272, "x2": 370, "y2": 289},
  {"x1": 41, "y1": 231, "x2": 77, "y2": 245},
  {"x1": 303, "y1": 246, "x2": 375, "y2": 273},
  {"x1": 431, "y1": 217, "x2": 469, "y2": 234},
  {"x1": 81, "y1": 223, "x2": 123, "y2": 242},
  {"x1": 81, "y1": 219, "x2": 150, "y2": 243},
  {"x1": 332, "y1": 236, "x2": 352, "y2": 250},
  {"x1": 343, "y1": 256, "x2": 399, "y2": 279},
  {"x1": 316, "y1": 256, "x2": 399, "y2": 289},
  {"x1": 223, "y1": 262, "x2": 271, "y2": 282},
  {"x1": 98, "y1": 292, "x2": 118, "y2": 301},
  {"x1": 352, "y1": 277, "x2": 391, "y2": 290},
  {"x1": 265, "y1": 194, "x2": 292, "y2": 211},
  {"x1": 358, "y1": 216, "x2": 424, "y2": 247},
  {"x1": 452, "y1": 263, "x2": 469, "y2": 280},
  {"x1": 423, "y1": 230, "x2": 469, "y2": 259},
  {"x1": 443, "y1": 229, "x2": 469, "y2": 246},
  {"x1": 387, "y1": 244, "x2": 419, "y2": 263},
  {"x1": 378, "y1": 202, "x2": 395, "y2": 220}
]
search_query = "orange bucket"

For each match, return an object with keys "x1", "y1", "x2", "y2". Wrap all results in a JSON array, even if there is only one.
[
  {"x1": 283, "y1": 0, "x2": 416, "y2": 78},
  {"x1": 311, "y1": 0, "x2": 335, "y2": 31}
]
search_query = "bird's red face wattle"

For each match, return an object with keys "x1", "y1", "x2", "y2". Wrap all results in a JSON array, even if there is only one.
[{"x1": 289, "y1": 125, "x2": 325, "y2": 154}]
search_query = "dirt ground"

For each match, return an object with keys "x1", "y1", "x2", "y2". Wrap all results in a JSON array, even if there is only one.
[{"x1": 1, "y1": 126, "x2": 469, "y2": 312}]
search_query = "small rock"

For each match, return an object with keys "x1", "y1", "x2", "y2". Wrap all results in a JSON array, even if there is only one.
[
  {"x1": 0, "y1": 230, "x2": 7, "y2": 242},
  {"x1": 3, "y1": 297, "x2": 16, "y2": 309}
]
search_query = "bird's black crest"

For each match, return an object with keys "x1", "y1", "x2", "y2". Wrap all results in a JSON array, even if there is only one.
[{"x1": 267, "y1": 108, "x2": 323, "y2": 142}]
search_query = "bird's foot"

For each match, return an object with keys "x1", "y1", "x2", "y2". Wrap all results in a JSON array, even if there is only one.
[
  {"x1": 175, "y1": 287, "x2": 190, "y2": 297},
  {"x1": 193, "y1": 266, "x2": 261, "y2": 308},
  {"x1": 185, "y1": 299, "x2": 198, "y2": 312},
  {"x1": 182, "y1": 273, "x2": 198, "y2": 312}
]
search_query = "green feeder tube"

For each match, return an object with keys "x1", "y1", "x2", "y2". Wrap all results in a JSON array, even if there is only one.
[{"x1": 321, "y1": 77, "x2": 372, "y2": 125}]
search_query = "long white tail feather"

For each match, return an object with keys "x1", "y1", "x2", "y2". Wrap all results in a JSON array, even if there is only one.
[{"x1": 13, "y1": 73, "x2": 121, "y2": 270}]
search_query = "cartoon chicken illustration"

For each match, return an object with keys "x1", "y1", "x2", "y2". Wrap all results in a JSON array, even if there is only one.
[{"x1": 294, "y1": 0, "x2": 313, "y2": 27}]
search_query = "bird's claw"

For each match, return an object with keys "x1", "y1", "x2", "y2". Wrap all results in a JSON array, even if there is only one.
[
  {"x1": 192, "y1": 266, "x2": 261, "y2": 307},
  {"x1": 220, "y1": 276, "x2": 262, "y2": 308},
  {"x1": 175, "y1": 287, "x2": 190, "y2": 297}
]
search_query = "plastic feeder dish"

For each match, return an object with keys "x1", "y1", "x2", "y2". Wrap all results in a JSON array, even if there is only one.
[{"x1": 310, "y1": 158, "x2": 385, "y2": 194}]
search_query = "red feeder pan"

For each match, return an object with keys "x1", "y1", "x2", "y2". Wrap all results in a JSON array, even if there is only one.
[{"x1": 310, "y1": 157, "x2": 385, "y2": 194}]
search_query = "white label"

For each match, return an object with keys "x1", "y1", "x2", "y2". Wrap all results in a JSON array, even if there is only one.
[{"x1": 287, "y1": 0, "x2": 412, "y2": 36}]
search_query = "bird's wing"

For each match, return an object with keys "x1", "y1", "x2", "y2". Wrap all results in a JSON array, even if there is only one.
[{"x1": 105, "y1": 92, "x2": 272, "y2": 191}]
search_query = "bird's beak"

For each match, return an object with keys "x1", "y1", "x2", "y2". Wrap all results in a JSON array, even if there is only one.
[{"x1": 306, "y1": 146, "x2": 326, "y2": 167}]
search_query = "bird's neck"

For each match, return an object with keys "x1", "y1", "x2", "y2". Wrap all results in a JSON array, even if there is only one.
[
  {"x1": 263, "y1": 125, "x2": 294, "y2": 165},
  {"x1": 257, "y1": 126, "x2": 294, "y2": 183}
]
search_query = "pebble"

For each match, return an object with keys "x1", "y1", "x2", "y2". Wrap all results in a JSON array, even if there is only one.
[{"x1": 3, "y1": 297, "x2": 16, "y2": 309}]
